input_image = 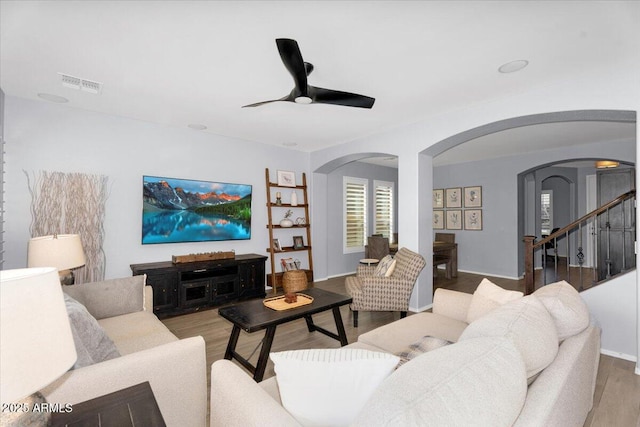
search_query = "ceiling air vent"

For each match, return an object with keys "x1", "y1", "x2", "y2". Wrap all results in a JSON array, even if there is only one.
[{"x1": 58, "y1": 73, "x2": 103, "y2": 94}]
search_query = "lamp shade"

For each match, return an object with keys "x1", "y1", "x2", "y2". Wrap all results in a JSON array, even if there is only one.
[
  {"x1": 0, "y1": 267, "x2": 77, "y2": 403},
  {"x1": 27, "y1": 234, "x2": 86, "y2": 271}
]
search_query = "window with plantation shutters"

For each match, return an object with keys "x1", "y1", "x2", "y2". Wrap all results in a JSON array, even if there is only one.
[
  {"x1": 374, "y1": 180, "x2": 394, "y2": 243},
  {"x1": 541, "y1": 190, "x2": 553, "y2": 235},
  {"x1": 344, "y1": 177, "x2": 368, "y2": 253}
]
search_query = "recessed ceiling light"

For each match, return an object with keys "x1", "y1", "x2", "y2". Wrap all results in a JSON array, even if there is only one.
[
  {"x1": 294, "y1": 96, "x2": 312, "y2": 104},
  {"x1": 283, "y1": 142, "x2": 298, "y2": 147},
  {"x1": 188, "y1": 124, "x2": 207, "y2": 130},
  {"x1": 498, "y1": 60, "x2": 529, "y2": 74},
  {"x1": 37, "y1": 93, "x2": 69, "y2": 103}
]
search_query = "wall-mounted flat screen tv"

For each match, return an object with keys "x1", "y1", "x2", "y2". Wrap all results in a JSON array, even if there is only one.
[{"x1": 142, "y1": 175, "x2": 252, "y2": 244}]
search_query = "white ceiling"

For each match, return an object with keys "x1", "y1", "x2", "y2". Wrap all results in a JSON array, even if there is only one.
[{"x1": 1, "y1": 1, "x2": 638, "y2": 154}]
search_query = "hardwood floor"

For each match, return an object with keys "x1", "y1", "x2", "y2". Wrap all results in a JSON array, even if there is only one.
[{"x1": 162, "y1": 271, "x2": 639, "y2": 426}]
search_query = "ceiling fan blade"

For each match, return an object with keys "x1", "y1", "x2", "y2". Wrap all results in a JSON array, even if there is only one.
[
  {"x1": 242, "y1": 94, "x2": 294, "y2": 108},
  {"x1": 276, "y1": 38, "x2": 308, "y2": 95},
  {"x1": 310, "y1": 86, "x2": 375, "y2": 109}
]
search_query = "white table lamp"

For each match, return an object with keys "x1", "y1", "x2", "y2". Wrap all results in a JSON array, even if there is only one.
[
  {"x1": 0, "y1": 267, "x2": 77, "y2": 425},
  {"x1": 27, "y1": 234, "x2": 86, "y2": 284}
]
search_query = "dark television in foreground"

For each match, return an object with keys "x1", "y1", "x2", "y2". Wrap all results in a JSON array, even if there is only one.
[{"x1": 142, "y1": 175, "x2": 252, "y2": 244}]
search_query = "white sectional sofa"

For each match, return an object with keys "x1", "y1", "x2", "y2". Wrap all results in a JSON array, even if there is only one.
[
  {"x1": 40, "y1": 276, "x2": 207, "y2": 427},
  {"x1": 210, "y1": 280, "x2": 600, "y2": 427}
]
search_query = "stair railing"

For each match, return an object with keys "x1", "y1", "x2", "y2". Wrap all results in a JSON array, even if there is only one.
[{"x1": 523, "y1": 190, "x2": 635, "y2": 295}]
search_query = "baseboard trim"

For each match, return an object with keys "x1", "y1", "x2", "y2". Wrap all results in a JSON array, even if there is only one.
[
  {"x1": 600, "y1": 348, "x2": 638, "y2": 363},
  {"x1": 324, "y1": 272, "x2": 352, "y2": 281},
  {"x1": 457, "y1": 269, "x2": 521, "y2": 281},
  {"x1": 410, "y1": 303, "x2": 432, "y2": 313}
]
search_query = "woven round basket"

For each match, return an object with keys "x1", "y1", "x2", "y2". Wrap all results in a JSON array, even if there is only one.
[{"x1": 282, "y1": 270, "x2": 308, "y2": 294}]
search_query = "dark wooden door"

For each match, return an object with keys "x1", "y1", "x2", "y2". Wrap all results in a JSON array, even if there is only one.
[{"x1": 597, "y1": 168, "x2": 635, "y2": 280}]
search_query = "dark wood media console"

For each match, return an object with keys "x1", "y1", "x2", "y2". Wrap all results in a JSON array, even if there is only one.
[{"x1": 131, "y1": 253, "x2": 267, "y2": 318}]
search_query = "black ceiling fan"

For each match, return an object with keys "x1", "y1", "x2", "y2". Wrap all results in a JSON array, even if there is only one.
[{"x1": 242, "y1": 38, "x2": 375, "y2": 109}]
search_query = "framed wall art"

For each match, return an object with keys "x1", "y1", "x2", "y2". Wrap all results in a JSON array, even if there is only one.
[
  {"x1": 293, "y1": 235, "x2": 305, "y2": 249},
  {"x1": 446, "y1": 210, "x2": 462, "y2": 230},
  {"x1": 433, "y1": 189, "x2": 444, "y2": 209},
  {"x1": 464, "y1": 209, "x2": 483, "y2": 230},
  {"x1": 464, "y1": 186, "x2": 482, "y2": 208},
  {"x1": 445, "y1": 187, "x2": 462, "y2": 208},
  {"x1": 277, "y1": 170, "x2": 296, "y2": 187},
  {"x1": 433, "y1": 210, "x2": 444, "y2": 230}
]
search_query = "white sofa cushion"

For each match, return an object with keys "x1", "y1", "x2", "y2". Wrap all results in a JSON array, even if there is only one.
[
  {"x1": 357, "y1": 312, "x2": 468, "y2": 354},
  {"x1": 533, "y1": 280, "x2": 590, "y2": 341},
  {"x1": 99, "y1": 311, "x2": 178, "y2": 355},
  {"x1": 63, "y1": 293, "x2": 120, "y2": 369},
  {"x1": 353, "y1": 337, "x2": 527, "y2": 427},
  {"x1": 460, "y1": 295, "x2": 558, "y2": 379},
  {"x1": 63, "y1": 275, "x2": 146, "y2": 320},
  {"x1": 466, "y1": 278, "x2": 524, "y2": 323},
  {"x1": 270, "y1": 348, "x2": 399, "y2": 427}
]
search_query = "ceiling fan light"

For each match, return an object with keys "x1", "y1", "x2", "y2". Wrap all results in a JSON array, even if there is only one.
[
  {"x1": 294, "y1": 96, "x2": 312, "y2": 104},
  {"x1": 595, "y1": 160, "x2": 620, "y2": 169}
]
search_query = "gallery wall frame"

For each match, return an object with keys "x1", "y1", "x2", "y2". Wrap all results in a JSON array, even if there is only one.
[
  {"x1": 445, "y1": 187, "x2": 462, "y2": 208},
  {"x1": 433, "y1": 210, "x2": 444, "y2": 230},
  {"x1": 464, "y1": 186, "x2": 482, "y2": 208},
  {"x1": 446, "y1": 210, "x2": 462, "y2": 230},
  {"x1": 433, "y1": 189, "x2": 444, "y2": 209},
  {"x1": 464, "y1": 209, "x2": 483, "y2": 230}
]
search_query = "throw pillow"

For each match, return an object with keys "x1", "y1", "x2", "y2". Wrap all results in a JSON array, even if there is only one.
[
  {"x1": 352, "y1": 337, "x2": 527, "y2": 427},
  {"x1": 459, "y1": 295, "x2": 558, "y2": 380},
  {"x1": 466, "y1": 278, "x2": 524, "y2": 323},
  {"x1": 63, "y1": 275, "x2": 146, "y2": 320},
  {"x1": 396, "y1": 335, "x2": 451, "y2": 367},
  {"x1": 533, "y1": 280, "x2": 590, "y2": 341},
  {"x1": 270, "y1": 348, "x2": 399, "y2": 426},
  {"x1": 374, "y1": 255, "x2": 396, "y2": 277},
  {"x1": 63, "y1": 293, "x2": 120, "y2": 369}
]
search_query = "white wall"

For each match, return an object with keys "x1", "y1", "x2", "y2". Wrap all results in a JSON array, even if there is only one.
[
  {"x1": 581, "y1": 271, "x2": 638, "y2": 361},
  {"x1": 4, "y1": 96, "x2": 309, "y2": 278}
]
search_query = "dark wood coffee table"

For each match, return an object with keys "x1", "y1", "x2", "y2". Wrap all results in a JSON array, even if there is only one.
[{"x1": 219, "y1": 287, "x2": 352, "y2": 382}]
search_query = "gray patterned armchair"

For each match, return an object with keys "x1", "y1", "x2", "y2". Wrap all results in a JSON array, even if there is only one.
[{"x1": 345, "y1": 247, "x2": 426, "y2": 327}]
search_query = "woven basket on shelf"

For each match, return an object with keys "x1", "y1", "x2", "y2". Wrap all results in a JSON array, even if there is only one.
[{"x1": 282, "y1": 270, "x2": 308, "y2": 294}]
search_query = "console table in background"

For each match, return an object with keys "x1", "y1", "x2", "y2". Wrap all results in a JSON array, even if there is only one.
[{"x1": 131, "y1": 253, "x2": 267, "y2": 318}]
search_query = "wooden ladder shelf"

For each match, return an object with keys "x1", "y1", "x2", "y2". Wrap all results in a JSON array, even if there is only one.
[{"x1": 265, "y1": 168, "x2": 314, "y2": 293}]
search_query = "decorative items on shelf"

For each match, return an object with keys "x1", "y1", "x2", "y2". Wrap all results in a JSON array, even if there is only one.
[
  {"x1": 280, "y1": 209, "x2": 294, "y2": 227},
  {"x1": 277, "y1": 170, "x2": 296, "y2": 187},
  {"x1": 266, "y1": 168, "x2": 314, "y2": 294},
  {"x1": 293, "y1": 235, "x2": 304, "y2": 249},
  {"x1": 172, "y1": 250, "x2": 236, "y2": 263},
  {"x1": 281, "y1": 257, "x2": 301, "y2": 271}
]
